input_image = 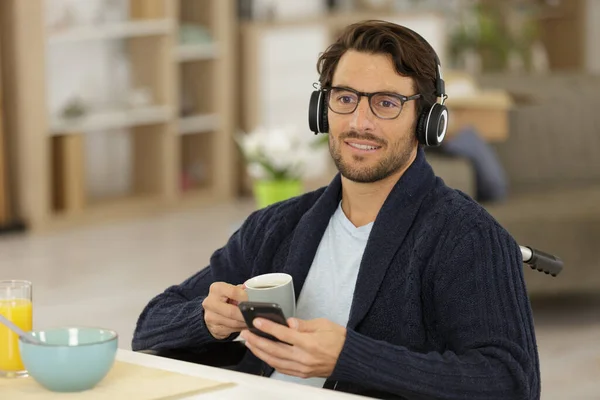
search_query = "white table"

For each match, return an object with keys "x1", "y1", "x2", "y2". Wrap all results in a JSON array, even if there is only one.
[{"x1": 117, "y1": 349, "x2": 369, "y2": 399}]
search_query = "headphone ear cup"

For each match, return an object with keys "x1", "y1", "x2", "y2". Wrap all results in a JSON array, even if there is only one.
[
  {"x1": 321, "y1": 94, "x2": 329, "y2": 133},
  {"x1": 309, "y1": 90, "x2": 329, "y2": 134},
  {"x1": 417, "y1": 103, "x2": 448, "y2": 147},
  {"x1": 308, "y1": 90, "x2": 329, "y2": 134},
  {"x1": 308, "y1": 91, "x2": 322, "y2": 134},
  {"x1": 427, "y1": 103, "x2": 448, "y2": 147},
  {"x1": 416, "y1": 106, "x2": 430, "y2": 145}
]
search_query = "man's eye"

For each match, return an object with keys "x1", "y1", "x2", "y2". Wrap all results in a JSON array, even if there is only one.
[
  {"x1": 338, "y1": 96, "x2": 355, "y2": 104},
  {"x1": 378, "y1": 99, "x2": 399, "y2": 108}
]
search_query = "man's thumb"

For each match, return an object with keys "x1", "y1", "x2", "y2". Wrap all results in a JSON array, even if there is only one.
[{"x1": 288, "y1": 318, "x2": 317, "y2": 332}]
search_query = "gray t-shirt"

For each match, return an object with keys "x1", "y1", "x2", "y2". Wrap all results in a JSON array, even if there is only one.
[{"x1": 270, "y1": 201, "x2": 373, "y2": 387}]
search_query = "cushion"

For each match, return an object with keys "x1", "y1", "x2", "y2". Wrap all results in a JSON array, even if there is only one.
[{"x1": 441, "y1": 126, "x2": 508, "y2": 202}]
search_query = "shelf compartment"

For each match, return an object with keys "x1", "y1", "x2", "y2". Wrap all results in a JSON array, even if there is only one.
[
  {"x1": 180, "y1": 60, "x2": 215, "y2": 116},
  {"x1": 180, "y1": 132, "x2": 214, "y2": 193},
  {"x1": 49, "y1": 105, "x2": 174, "y2": 135},
  {"x1": 50, "y1": 126, "x2": 168, "y2": 216},
  {"x1": 179, "y1": 113, "x2": 219, "y2": 135},
  {"x1": 47, "y1": 19, "x2": 175, "y2": 44}
]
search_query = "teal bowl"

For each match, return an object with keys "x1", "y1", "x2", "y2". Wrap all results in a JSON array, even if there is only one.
[{"x1": 19, "y1": 327, "x2": 118, "y2": 392}]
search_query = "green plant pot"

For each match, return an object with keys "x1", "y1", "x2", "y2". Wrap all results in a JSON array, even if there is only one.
[{"x1": 253, "y1": 180, "x2": 303, "y2": 209}]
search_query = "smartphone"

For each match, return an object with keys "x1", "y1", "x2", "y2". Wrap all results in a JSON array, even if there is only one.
[{"x1": 238, "y1": 301, "x2": 289, "y2": 343}]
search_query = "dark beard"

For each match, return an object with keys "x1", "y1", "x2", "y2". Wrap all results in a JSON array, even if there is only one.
[{"x1": 329, "y1": 130, "x2": 415, "y2": 183}]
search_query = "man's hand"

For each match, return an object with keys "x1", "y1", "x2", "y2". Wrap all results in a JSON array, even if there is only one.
[
  {"x1": 202, "y1": 282, "x2": 248, "y2": 340},
  {"x1": 240, "y1": 317, "x2": 346, "y2": 379}
]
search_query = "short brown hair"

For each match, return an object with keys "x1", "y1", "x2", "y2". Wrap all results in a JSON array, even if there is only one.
[{"x1": 317, "y1": 20, "x2": 438, "y2": 114}]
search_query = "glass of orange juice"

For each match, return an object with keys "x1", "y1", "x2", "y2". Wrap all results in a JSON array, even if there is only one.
[{"x1": 0, "y1": 280, "x2": 32, "y2": 378}]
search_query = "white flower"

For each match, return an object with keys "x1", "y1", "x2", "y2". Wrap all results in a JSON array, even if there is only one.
[
  {"x1": 247, "y1": 162, "x2": 270, "y2": 180},
  {"x1": 238, "y1": 127, "x2": 266, "y2": 159},
  {"x1": 238, "y1": 125, "x2": 328, "y2": 181}
]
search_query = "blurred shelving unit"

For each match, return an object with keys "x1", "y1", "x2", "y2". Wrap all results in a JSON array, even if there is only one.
[{"x1": 0, "y1": 0, "x2": 237, "y2": 232}]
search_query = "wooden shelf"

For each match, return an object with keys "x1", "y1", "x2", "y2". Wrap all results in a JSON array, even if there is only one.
[
  {"x1": 177, "y1": 186, "x2": 218, "y2": 207},
  {"x1": 47, "y1": 19, "x2": 175, "y2": 44},
  {"x1": 176, "y1": 43, "x2": 219, "y2": 62},
  {"x1": 50, "y1": 105, "x2": 174, "y2": 134},
  {"x1": 179, "y1": 113, "x2": 218, "y2": 135}
]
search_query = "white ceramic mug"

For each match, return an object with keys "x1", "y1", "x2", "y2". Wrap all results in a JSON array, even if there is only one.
[{"x1": 244, "y1": 273, "x2": 295, "y2": 319}]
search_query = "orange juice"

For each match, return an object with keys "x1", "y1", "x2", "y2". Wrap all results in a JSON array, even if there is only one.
[{"x1": 0, "y1": 299, "x2": 32, "y2": 371}]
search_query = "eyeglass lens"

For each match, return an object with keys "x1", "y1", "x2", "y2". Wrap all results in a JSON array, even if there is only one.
[{"x1": 328, "y1": 88, "x2": 403, "y2": 119}]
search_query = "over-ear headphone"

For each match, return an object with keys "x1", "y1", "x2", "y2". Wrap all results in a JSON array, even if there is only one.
[{"x1": 308, "y1": 25, "x2": 449, "y2": 147}]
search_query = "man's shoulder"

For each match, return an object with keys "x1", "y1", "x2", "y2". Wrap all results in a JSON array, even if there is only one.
[
  {"x1": 413, "y1": 180, "x2": 521, "y2": 275},
  {"x1": 427, "y1": 178, "x2": 513, "y2": 241}
]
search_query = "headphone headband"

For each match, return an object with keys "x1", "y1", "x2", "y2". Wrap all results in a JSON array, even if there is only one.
[{"x1": 401, "y1": 27, "x2": 445, "y2": 101}]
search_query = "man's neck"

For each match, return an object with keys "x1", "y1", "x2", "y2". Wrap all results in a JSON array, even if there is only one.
[{"x1": 340, "y1": 149, "x2": 418, "y2": 228}]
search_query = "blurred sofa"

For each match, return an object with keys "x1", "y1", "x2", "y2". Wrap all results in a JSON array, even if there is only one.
[{"x1": 428, "y1": 73, "x2": 600, "y2": 297}]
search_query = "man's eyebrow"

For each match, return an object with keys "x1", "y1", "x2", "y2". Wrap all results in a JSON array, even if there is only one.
[
  {"x1": 329, "y1": 84, "x2": 355, "y2": 91},
  {"x1": 331, "y1": 84, "x2": 405, "y2": 96}
]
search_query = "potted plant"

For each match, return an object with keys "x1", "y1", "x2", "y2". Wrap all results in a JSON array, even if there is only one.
[
  {"x1": 237, "y1": 126, "x2": 329, "y2": 209},
  {"x1": 449, "y1": 0, "x2": 543, "y2": 73}
]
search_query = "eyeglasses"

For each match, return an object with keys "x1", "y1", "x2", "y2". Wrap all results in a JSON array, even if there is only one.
[{"x1": 324, "y1": 86, "x2": 421, "y2": 120}]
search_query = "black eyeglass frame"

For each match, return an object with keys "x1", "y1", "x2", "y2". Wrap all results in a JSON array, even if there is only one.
[{"x1": 323, "y1": 86, "x2": 422, "y2": 120}]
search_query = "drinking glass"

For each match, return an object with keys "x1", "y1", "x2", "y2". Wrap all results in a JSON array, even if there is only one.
[{"x1": 0, "y1": 280, "x2": 32, "y2": 378}]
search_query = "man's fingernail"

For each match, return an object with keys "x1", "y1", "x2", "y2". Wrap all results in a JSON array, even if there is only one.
[
  {"x1": 253, "y1": 319, "x2": 262, "y2": 328},
  {"x1": 289, "y1": 319, "x2": 298, "y2": 329}
]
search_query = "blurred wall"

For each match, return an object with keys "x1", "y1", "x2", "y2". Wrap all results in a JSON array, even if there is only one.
[{"x1": 586, "y1": 0, "x2": 600, "y2": 73}]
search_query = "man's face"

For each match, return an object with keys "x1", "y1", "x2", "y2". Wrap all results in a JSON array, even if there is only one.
[{"x1": 327, "y1": 50, "x2": 419, "y2": 183}]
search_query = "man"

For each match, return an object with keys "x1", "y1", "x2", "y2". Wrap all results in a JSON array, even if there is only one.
[{"x1": 133, "y1": 20, "x2": 540, "y2": 400}]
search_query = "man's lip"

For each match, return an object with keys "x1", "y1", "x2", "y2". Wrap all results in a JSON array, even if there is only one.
[{"x1": 344, "y1": 139, "x2": 382, "y2": 148}]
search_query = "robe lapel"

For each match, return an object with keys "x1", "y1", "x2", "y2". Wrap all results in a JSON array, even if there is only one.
[
  {"x1": 347, "y1": 148, "x2": 437, "y2": 329},
  {"x1": 282, "y1": 174, "x2": 342, "y2": 301}
]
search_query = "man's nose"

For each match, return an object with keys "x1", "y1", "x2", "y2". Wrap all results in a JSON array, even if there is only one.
[{"x1": 349, "y1": 97, "x2": 376, "y2": 132}]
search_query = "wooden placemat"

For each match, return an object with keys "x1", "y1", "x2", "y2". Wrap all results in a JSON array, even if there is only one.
[{"x1": 0, "y1": 360, "x2": 234, "y2": 399}]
